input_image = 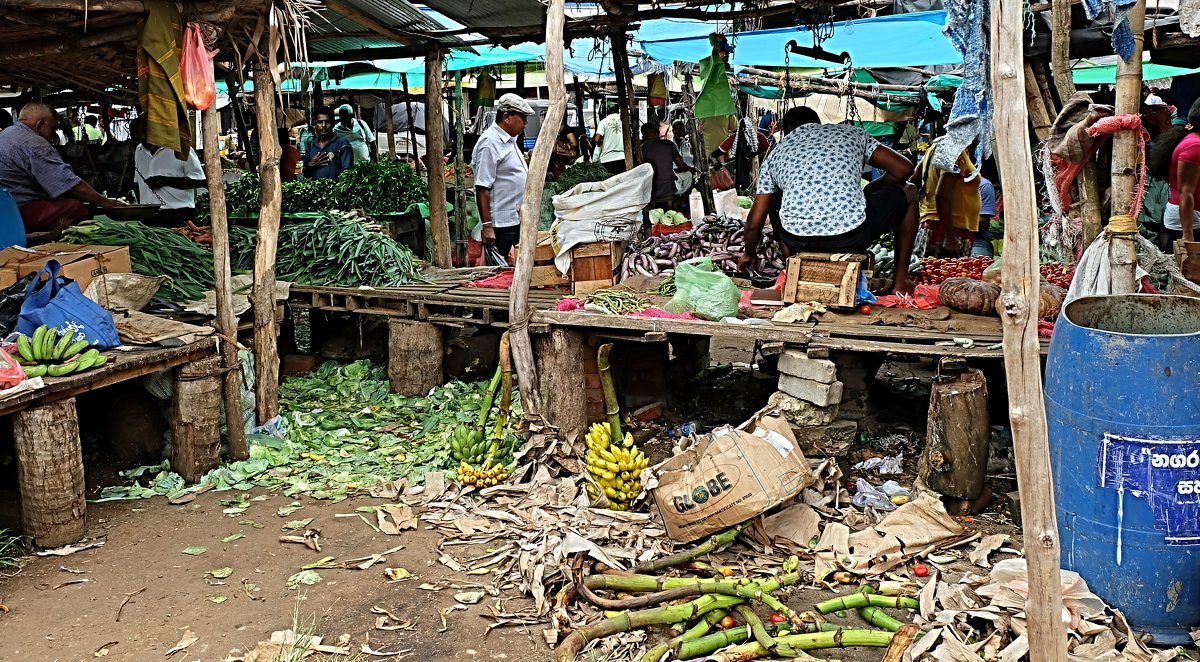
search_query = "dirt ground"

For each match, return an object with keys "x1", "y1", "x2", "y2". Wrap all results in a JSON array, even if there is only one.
[{"x1": 0, "y1": 490, "x2": 550, "y2": 662}]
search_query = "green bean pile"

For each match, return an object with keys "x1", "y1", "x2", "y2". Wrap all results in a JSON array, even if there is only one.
[
  {"x1": 585, "y1": 287, "x2": 651, "y2": 315},
  {"x1": 646, "y1": 274, "x2": 676, "y2": 297},
  {"x1": 62, "y1": 219, "x2": 215, "y2": 302}
]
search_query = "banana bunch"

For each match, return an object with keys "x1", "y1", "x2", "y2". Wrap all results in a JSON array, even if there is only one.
[
  {"x1": 585, "y1": 422, "x2": 650, "y2": 511},
  {"x1": 449, "y1": 423, "x2": 489, "y2": 464},
  {"x1": 456, "y1": 455, "x2": 509, "y2": 487},
  {"x1": 15, "y1": 325, "x2": 106, "y2": 378}
]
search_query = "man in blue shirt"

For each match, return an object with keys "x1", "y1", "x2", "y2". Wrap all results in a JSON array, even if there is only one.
[
  {"x1": 972, "y1": 176, "x2": 996, "y2": 257},
  {"x1": 302, "y1": 108, "x2": 352, "y2": 180}
]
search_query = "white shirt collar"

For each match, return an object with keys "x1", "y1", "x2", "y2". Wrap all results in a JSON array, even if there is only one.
[{"x1": 489, "y1": 123, "x2": 518, "y2": 144}]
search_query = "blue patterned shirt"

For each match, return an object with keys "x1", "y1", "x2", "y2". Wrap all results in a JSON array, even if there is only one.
[{"x1": 755, "y1": 124, "x2": 880, "y2": 236}]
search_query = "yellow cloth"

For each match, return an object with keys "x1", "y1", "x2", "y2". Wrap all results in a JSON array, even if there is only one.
[
  {"x1": 700, "y1": 115, "x2": 736, "y2": 157},
  {"x1": 647, "y1": 73, "x2": 668, "y2": 106},
  {"x1": 918, "y1": 151, "x2": 982, "y2": 233},
  {"x1": 137, "y1": 0, "x2": 191, "y2": 157},
  {"x1": 477, "y1": 74, "x2": 496, "y2": 104}
]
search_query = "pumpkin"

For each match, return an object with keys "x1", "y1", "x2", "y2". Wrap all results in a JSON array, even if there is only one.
[
  {"x1": 991, "y1": 282, "x2": 1066, "y2": 319},
  {"x1": 939, "y1": 277, "x2": 1001, "y2": 316}
]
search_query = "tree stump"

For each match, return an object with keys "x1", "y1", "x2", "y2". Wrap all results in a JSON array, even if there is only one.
[
  {"x1": 388, "y1": 319, "x2": 443, "y2": 396},
  {"x1": 534, "y1": 328, "x2": 588, "y2": 441},
  {"x1": 13, "y1": 398, "x2": 85, "y2": 547},
  {"x1": 918, "y1": 367, "x2": 990, "y2": 500},
  {"x1": 172, "y1": 355, "x2": 223, "y2": 483}
]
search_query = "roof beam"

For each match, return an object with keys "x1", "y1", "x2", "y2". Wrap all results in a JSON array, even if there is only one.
[
  {"x1": 321, "y1": 0, "x2": 412, "y2": 46},
  {"x1": 0, "y1": 0, "x2": 224, "y2": 11}
]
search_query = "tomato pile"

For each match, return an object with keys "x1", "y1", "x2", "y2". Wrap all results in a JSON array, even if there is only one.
[
  {"x1": 1040, "y1": 263, "x2": 1075, "y2": 289},
  {"x1": 913, "y1": 256, "x2": 994, "y2": 285}
]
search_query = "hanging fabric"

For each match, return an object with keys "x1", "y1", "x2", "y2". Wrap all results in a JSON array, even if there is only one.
[
  {"x1": 695, "y1": 34, "x2": 736, "y2": 119},
  {"x1": 138, "y1": 0, "x2": 192, "y2": 156},
  {"x1": 647, "y1": 73, "x2": 669, "y2": 107}
]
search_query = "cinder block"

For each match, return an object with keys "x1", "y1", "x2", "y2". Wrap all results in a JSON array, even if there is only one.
[
  {"x1": 778, "y1": 374, "x2": 843, "y2": 407},
  {"x1": 789, "y1": 419, "x2": 858, "y2": 457},
  {"x1": 767, "y1": 391, "x2": 839, "y2": 426},
  {"x1": 778, "y1": 350, "x2": 838, "y2": 384}
]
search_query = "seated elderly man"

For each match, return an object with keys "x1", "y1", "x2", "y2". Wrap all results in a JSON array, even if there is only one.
[{"x1": 0, "y1": 102, "x2": 123, "y2": 232}]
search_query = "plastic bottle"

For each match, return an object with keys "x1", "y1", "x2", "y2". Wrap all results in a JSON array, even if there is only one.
[{"x1": 689, "y1": 190, "x2": 704, "y2": 222}]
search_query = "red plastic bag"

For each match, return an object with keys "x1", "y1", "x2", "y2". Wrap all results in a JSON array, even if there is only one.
[
  {"x1": 181, "y1": 23, "x2": 217, "y2": 111},
  {"x1": 0, "y1": 346, "x2": 25, "y2": 388}
]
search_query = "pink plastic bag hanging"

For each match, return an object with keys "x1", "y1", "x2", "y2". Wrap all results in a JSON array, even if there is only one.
[{"x1": 181, "y1": 23, "x2": 218, "y2": 111}]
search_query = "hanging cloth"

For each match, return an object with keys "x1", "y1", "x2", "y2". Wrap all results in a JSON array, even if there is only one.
[
  {"x1": 137, "y1": 0, "x2": 192, "y2": 157},
  {"x1": 695, "y1": 35, "x2": 736, "y2": 119},
  {"x1": 477, "y1": 74, "x2": 497, "y2": 106},
  {"x1": 647, "y1": 73, "x2": 669, "y2": 107}
]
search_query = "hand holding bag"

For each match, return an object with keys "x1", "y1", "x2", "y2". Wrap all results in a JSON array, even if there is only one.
[{"x1": 15, "y1": 261, "x2": 120, "y2": 349}]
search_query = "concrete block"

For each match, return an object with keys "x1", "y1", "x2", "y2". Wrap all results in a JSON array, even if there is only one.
[
  {"x1": 789, "y1": 419, "x2": 858, "y2": 457},
  {"x1": 767, "y1": 391, "x2": 839, "y2": 426},
  {"x1": 778, "y1": 350, "x2": 838, "y2": 384},
  {"x1": 778, "y1": 374, "x2": 843, "y2": 407}
]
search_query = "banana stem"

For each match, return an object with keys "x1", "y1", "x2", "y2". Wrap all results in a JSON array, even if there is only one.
[
  {"x1": 597, "y1": 343, "x2": 622, "y2": 441},
  {"x1": 734, "y1": 604, "x2": 800, "y2": 657},
  {"x1": 815, "y1": 593, "x2": 918, "y2": 614},
  {"x1": 554, "y1": 594, "x2": 743, "y2": 662},
  {"x1": 881, "y1": 623, "x2": 921, "y2": 662},
  {"x1": 477, "y1": 364, "x2": 504, "y2": 430},
  {"x1": 630, "y1": 523, "x2": 748, "y2": 574},
  {"x1": 642, "y1": 609, "x2": 729, "y2": 662},
  {"x1": 584, "y1": 570, "x2": 802, "y2": 596},
  {"x1": 857, "y1": 607, "x2": 904, "y2": 632},
  {"x1": 680, "y1": 628, "x2": 894, "y2": 661},
  {"x1": 493, "y1": 332, "x2": 513, "y2": 441}
]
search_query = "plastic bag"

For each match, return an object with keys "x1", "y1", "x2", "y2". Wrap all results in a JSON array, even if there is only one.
[
  {"x1": 851, "y1": 478, "x2": 912, "y2": 511},
  {"x1": 551, "y1": 164, "x2": 652, "y2": 273},
  {"x1": 0, "y1": 346, "x2": 24, "y2": 388},
  {"x1": 181, "y1": 22, "x2": 217, "y2": 111},
  {"x1": 982, "y1": 255, "x2": 1002, "y2": 283},
  {"x1": 0, "y1": 272, "x2": 35, "y2": 338},
  {"x1": 15, "y1": 261, "x2": 120, "y2": 348},
  {"x1": 665, "y1": 257, "x2": 742, "y2": 321}
]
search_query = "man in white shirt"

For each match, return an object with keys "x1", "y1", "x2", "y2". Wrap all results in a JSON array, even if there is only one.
[
  {"x1": 472, "y1": 94, "x2": 533, "y2": 260},
  {"x1": 131, "y1": 116, "x2": 206, "y2": 224},
  {"x1": 593, "y1": 106, "x2": 627, "y2": 175}
]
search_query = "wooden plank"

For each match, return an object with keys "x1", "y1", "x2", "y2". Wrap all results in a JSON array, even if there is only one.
[{"x1": 13, "y1": 397, "x2": 84, "y2": 547}]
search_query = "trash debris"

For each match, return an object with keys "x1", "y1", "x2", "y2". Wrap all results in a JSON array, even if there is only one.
[
  {"x1": 35, "y1": 539, "x2": 104, "y2": 556},
  {"x1": 285, "y1": 569, "x2": 322, "y2": 589},
  {"x1": 223, "y1": 629, "x2": 349, "y2": 662},
  {"x1": 279, "y1": 529, "x2": 322, "y2": 552},
  {"x1": 221, "y1": 534, "x2": 245, "y2": 543},
  {"x1": 376, "y1": 504, "x2": 417, "y2": 534},
  {"x1": 180, "y1": 545, "x2": 207, "y2": 556},
  {"x1": 851, "y1": 478, "x2": 912, "y2": 511},
  {"x1": 208, "y1": 567, "x2": 234, "y2": 579},
  {"x1": 164, "y1": 629, "x2": 198, "y2": 657},
  {"x1": 384, "y1": 567, "x2": 412, "y2": 581},
  {"x1": 454, "y1": 591, "x2": 484, "y2": 605},
  {"x1": 852, "y1": 454, "x2": 904, "y2": 475}
]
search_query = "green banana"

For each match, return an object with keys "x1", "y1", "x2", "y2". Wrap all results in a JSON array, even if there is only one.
[
  {"x1": 51, "y1": 330, "x2": 74, "y2": 361},
  {"x1": 40, "y1": 327, "x2": 57, "y2": 361},
  {"x1": 93, "y1": 354, "x2": 107, "y2": 368},
  {"x1": 30, "y1": 326, "x2": 47, "y2": 360},
  {"x1": 23, "y1": 364, "x2": 47, "y2": 378},
  {"x1": 15, "y1": 334, "x2": 33, "y2": 363},
  {"x1": 47, "y1": 362, "x2": 77, "y2": 377},
  {"x1": 61, "y1": 339, "x2": 90, "y2": 360}
]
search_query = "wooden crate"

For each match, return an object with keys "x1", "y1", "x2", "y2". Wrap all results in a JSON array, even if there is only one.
[
  {"x1": 781, "y1": 252, "x2": 868, "y2": 309},
  {"x1": 529, "y1": 231, "x2": 571, "y2": 289},
  {"x1": 572, "y1": 241, "x2": 623, "y2": 296}
]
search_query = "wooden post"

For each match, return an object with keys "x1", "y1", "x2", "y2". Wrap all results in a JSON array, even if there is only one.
[
  {"x1": 400, "y1": 74, "x2": 420, "y2": 175},
  {"x1": 1108, "y1": 0, "x2": 1146, "y2": 293},
  {"x1": 385, "y1": 89, "x2": 397, "y2": 160},
  {"x1": 573, "y1": 74, "x2": 593, "y2": 162},
  {"x1": 992, "y1": 0, "x2": 1069, "y2": 657},
  {"x1": 426, "y1": 48, "x2": 452, "y2": 268},
  {"x1": 251, "y1": 64, "x2": 281, "y2": 424},
  {"x1": 534, "y1": 328, "x2": 588, "y2": 441},
  {"x1": 917, "y1": 367, "x2": 990, "y2": 501},
  {"x1": 516, "y1": 62, "x2": 527, "y2": 97},
  {"x1": 387, "y1": 319, "x2": 443, "y2": 395},
  {"x1": 509, "y1": 0, "x2": 566, "y2": 419},
  {"x1": 13, "y1": 398, "x2": 85, "y2": 547},
  {"x1": 200, "y1": 104, "x2": 249, "y2": 460},
  {"x1": 610, "y1": 28, "x2": 637, "y2": 171},
  {"x1": 171, "y1": 355, "x2": 223, "y2": 482},
  {"x1": 683, "y1": 71, "x2": 713, "y2": 215},
  {"x1": 453, "y1": 69, "x2": 468, "y2": 267},
  {"x1": 1049, "y1": 0, "x2": 1076, "y2": 104},
  {"x1": 1023, "y1": 62, "x2": 1053, "y2": 142},
  {"x1": 225, "y1": 74, "x2": 254, "y2": 173}
]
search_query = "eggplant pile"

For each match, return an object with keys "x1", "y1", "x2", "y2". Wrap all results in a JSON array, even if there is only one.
[{"x1": 618, "y1": 216, "x2": 785, "y2": 280}]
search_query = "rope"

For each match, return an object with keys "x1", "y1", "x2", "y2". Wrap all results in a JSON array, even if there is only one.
[{"x1": 1086, "y1": 114, "x2": 1149, "y2": 222}]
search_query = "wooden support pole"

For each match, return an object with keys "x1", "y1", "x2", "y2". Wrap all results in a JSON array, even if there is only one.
[
  {"x1": 516, "y1": 62, "x2": 527, "y2": 97},
  {"x1": 385, "y1": 89, "x2": 397, "y2": 160},
  {"x1": 251, "y1": 64, "x2": 281, "y2": 424},
  {"x1": 200, "y1": 104, "x2": 249, "y2": 460},
  {"x1": 991, "y1": 0, "x2": 1069, "y2": 658},
  {"x1": 573, "y1": 75, "x2": 593, "y2": 162},
  {"x1": 425, "y1": 48, "x2": 452, "y2": 269},
  {"x1": 453, "y1": 70, "x2": 468, "y2": 267},
  {"x1": 510, "y1": 0, "x2": 566, "y2": 420},
  {"x1": 610, "y1": 28, "x2": 637, "y2": 171},
  {"x1": 683, "y1": 72, "x2": 713, "y2": 215},
  {"x1": 534, "y1": 328, "x2": 589, "y2": 441},
  {"x1": 1023, "y1": 62, "x2": 1054, "y2": 142},
  {"x1": 13, "y1": 398, "x2": 85, "y2": 547},
  {"x1": 1108, "y1": 0, "x2": 1146, "y2": 293},
  {"x1": 387, "y1": 319, "x2": 443, "y2": 396},
  {"x1": 401, "y1": 75, "x2": 420, "y2": 174},
  {"x1": 226, "y1": 74, "x2": 254, "y2": 173},
  {"x1": 171, "y1": 355, "x2": 223, "y2": 482},
  {"x1": 1049, "y1": 0, "x2": 1077, "y2": 104}
]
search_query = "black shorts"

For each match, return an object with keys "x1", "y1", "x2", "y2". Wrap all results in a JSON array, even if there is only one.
[
  {"x1": 493, "y1": 226, "x2": 521, "y2": 259},
  {"x1": 602, "y1": 160, "x2": 626, "y2": 175},
  {"x1": 774, "y1": 185, "x2": 908, "y2": 253}
]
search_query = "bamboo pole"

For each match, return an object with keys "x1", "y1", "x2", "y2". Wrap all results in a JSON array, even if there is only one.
[
  {"x1": 425, "y1": 48, "x2": 452, "y2": 268},
  {"x1": 509, "y1": 0, "x2": 566, "y2": 420},
  {"x1": 200, "y1": 104, "x2": 249, "y2": 461},
  {"x1": 1108, "y1": 0, "x2": 1146, "y2": 293},
  {"x1": 991, "y1": 0, "x2": 1068, "y2": 658},
  {"x1": 251, "y1": 64, "x2": 281, "y2": 424},
  {"x1": 384, "y1": 89, "x2": 396, "y2": 160}
]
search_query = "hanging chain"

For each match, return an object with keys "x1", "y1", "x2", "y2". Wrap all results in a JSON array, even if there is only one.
[
  {"x1": 782, "y1": 44, "x2": 792, "y2": 113},
  {"x1": 843, "y1": 54, "x2": 860, "y2": 126}
]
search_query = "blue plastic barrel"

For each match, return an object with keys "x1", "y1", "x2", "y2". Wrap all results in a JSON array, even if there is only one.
[{"x1": 1045, "y1": 294, "x2": 1200, "y2": 645}]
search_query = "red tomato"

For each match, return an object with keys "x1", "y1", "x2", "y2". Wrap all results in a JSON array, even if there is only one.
[
  {"x1": 720, "y1": 615, "x2": 737, "y2": 629},
  {"x1": 913, "y1": 563, "x2": 930, "y2": 577},
  {"x1": 860, "y1": 305, "x2": 872, "y2": 315},
  {"x1": 769, "y1": 614, "x2": 787, "y2": 624}
]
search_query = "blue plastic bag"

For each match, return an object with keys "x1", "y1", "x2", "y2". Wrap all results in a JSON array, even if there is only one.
[
  {"x1": 855, "y1": 272, "x2": 876, "y2": 306},
  {"x1": 15, "y1": 260, "x2": 120, "y2": 348}
]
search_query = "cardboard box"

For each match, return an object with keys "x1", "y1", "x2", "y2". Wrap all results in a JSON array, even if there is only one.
[
  {"x1": 650, "y1": 408, "x2": 815, "y2": 543},
  {"x1": 1, "y1": 243, "x2": 132, "y2": 292}
]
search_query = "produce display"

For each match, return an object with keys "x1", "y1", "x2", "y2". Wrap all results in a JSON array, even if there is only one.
[
  {"x1": 585, "y1": 287, "x2": 651, "y2": 314},
  {"x1": 15, "y1": 326, "x2": 106, "y2": 377},
  {"x1": 211, "y1": 161, "x2": 427, "y2": 217},
  {"x1": 585, "y1": 421, "x2": 649, "y2": 511},
  {"x1": 63, "y1": 218, "x2": 215, "y2": 302},
  {"x1": 550, "y1": 161, "x2": 612, "y2": 194},
  {"x1": 866, "y1": 245, "x2": 922, "y2": 282},
  {"x1": 913, "y1": 256, "x2": 994, "y2": 286},
  {"x1": 938, "y1": 278, "x2": 1001, "y2": 316},
  {"x1": 649, "y1": 209, "x2": 689, "y2": 226},
  {"x1": 619, "y1": 217, "x2": 784, "y2": 279},
  {"x1": 1040, "y1": 263, "x2": 1075, "y2": 289},
  {"x1": 174, "y1": 221, "x2": 213, "y2": 248}
]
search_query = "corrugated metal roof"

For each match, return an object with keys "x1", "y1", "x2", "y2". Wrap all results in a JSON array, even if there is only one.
[
  {"x1": 308, "y1": 0, "x2": 449, "y2": 43},
  {"x1": 420, "y1": 0, "x2": 548, "y2": 36}
]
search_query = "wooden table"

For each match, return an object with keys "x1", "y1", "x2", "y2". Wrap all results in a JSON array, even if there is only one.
[{"x1": 11, "y1": 337, "x2": 221, "y2": 548}]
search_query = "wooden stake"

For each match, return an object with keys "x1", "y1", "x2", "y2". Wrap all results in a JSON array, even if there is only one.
[
  {"x1": 1108, "y1": 0, "x2": 1146, "y2": 293},
  {"x1": 509, "y1": 0, "x2": 566, "y2": 419},
  {"x1": 400, "y1": 74, "x2": 420, "y2": 175},
  {"x1": 251, "y1": 64, "x2": 281, "y2": 423},
  {"x1": 13, "y1": 398, "x2": 85, "y2": 547},
  {"x1": 200, "y1": 104, "x2": 248, "y2": 460},
  {"x1": 425, "y1": 48, "x2": 452, "y2": 268},
  {"x1": 1023, "y1": 62, "x2": 1053, "y2": 142},
  {"x1": 918, "y1": 367, "x2": 990, "y2": 500},
  {"x1": 171, "y1": 355, "x2": 223, "y2": 482},
  {"x1": 992, "y1": 0, "x2": 1068, "y2": 658},
  {"x1": 1049, "y1": 0, "x2": 1077, "y2": 103},
  {"x1": 384, "y1": 89, "x2": 396, "y2": 160},
  {"x1": 610, "y1": 28, "x2": 637, "y2": 171}
]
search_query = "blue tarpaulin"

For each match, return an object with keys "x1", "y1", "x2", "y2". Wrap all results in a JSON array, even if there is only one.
[{"x1": 637, "y1": 11, "x2": 961, "y2": 69}]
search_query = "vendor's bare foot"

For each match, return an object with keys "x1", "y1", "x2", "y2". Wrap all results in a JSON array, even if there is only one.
[{"x1": 890, "y1": 275, "x2": 916, "y2": 295}]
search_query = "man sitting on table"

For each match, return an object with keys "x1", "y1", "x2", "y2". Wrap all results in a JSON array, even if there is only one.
[
  {"x1": 0, "y1": 102, "x2": 124, "y2": 233},
  {"x1": 132, "y1": 116, "x2": 206, "y2": 224},
  {"x1": 302, "y1": 107, "x2": 353, "y2": 180},
  {"x1": 738, "y1": 107, "x2": 919, "y2": 293}
]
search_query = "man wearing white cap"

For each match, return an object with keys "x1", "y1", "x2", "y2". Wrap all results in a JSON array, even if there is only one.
[{"x1": 473, "y1": 93, "x2": 533, "y2": 257}]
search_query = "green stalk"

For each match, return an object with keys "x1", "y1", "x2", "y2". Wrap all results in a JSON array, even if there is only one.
[
  {"x1": 476, "y1": 364, "x2": 504, "y2": 430},
  {"x1": 858, "y1": 607, "x2": 905, "y2": 632},
  {"x1": 630, "y1": 523, "x2": 748, "y2": 574},
  {"x1": 597, "y1": 343, "x2": 622, "y2": 441},
  {"x1": 734, "y1": 604, "x2": 801, "y2": 657},
  {"x1": 815, "y1": 593, "x2": 918, "y2": 614},
  {"x1": 679, "y1": 628, "x2": 894, "y2": 660},
  {"x1": 492, "y1": 332, "x2": 513, "y2": 442},
  {"x1": 554, "y1": 594, "x2": 743, "y2": 662},
  {"x1": 585, "y1": 570, "x2": 802, "y2": 596},
  {"x1": 643, "y1": 610, "x2": 729, "y2": 662}
]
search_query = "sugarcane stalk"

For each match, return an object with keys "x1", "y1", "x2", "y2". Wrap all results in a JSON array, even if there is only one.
[
  {"x1": 682, "y1": 628, "x2": 895, "y2": 661},
  {"x1": 881, "y1": 623, "x2": 921, "y2": 662},
  {"x1": 554, "y1": 594, "x2": 744, "y2": 662},
  {"x1": 476, "y1": 364, "x2": 504, "y2": 430},
  {"x1": 642, "y1": 609, "x2": 729, "y2": 662},
  {"x1": 579, "y1": 572, "x2": 801, "y2": 610},
  {"x1": 734, "y1": 603, "x2": 802, "y2": 658},
  {"x1": 631, "y1": 523, "x2": 749, "y2": 574},
  {"x1": 815, "y1": 593, "x2": 918, "y2": 614},
  {"x1": 597, "y1": 343, "x2": 622, "y2": 441},
  {"x1": 857, "y1": 607, "x2": 904, "y2": 632},
  {"x1": 492, "y1": 331, "x2": 513, "y2": 441}
]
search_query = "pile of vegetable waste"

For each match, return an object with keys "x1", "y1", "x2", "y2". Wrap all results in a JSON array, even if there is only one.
[
  {"x1": 62, "y1": 218, "x2": 215, "y2": 302},
  {"x1": 619, "y1": 216, "x2": 784, "y2": 279},
  {"x1": 94, "y1": 360, "x2": 523, "y2": 503}
]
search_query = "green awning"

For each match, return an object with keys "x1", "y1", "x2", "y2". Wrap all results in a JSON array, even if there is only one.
[{"x1": 1071, "y1": 63, "x2": 1200, "y2": 85}]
